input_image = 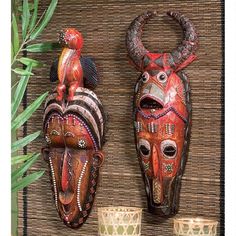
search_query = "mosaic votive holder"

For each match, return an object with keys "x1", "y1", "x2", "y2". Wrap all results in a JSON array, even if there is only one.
[
  {"x1": 98, "y1": 207, "x2": 142, "y2": 236},
  {"x1": 173, "y1": 218, "x2": 218, "y2": 236}
]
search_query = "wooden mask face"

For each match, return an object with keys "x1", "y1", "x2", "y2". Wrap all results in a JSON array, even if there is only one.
[
  {"x1": 126, "y1": 11, "x2": 198, "y2": 216},
  {"x1": 134, "y1": 66, "x2": 191, "y2": 216},
  {"x1": 42, "y1": 88, "x2": 105, "y2": 228}
]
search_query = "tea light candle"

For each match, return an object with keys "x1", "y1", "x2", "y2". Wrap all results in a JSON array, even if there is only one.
[
  {"x1": 173, "y1": 217, "x2": 218, "y2": 236},
  {"x1": 98, "y1": 207, "x2": 142, "y2": 236}
]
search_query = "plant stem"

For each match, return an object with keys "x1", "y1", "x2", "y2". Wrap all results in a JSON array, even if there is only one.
[
  {"x1": 11, "y1": 9, "x2": 46, "y2": 67},
  {"x1": 11, "y1": 41, "x2": 26, "y2": 67},
  {"x1": 11, "y1": 126, "x2": 18, "y2": 236},
  {"x1": 22, "y1": 42, "x2": 28, "y2": 236},
  {"x1": 10, "y1": 6, "x2": 47, "y2": 236},
  {"x1": 11, "y1": 191, "x2": 18, "y2": 236}
]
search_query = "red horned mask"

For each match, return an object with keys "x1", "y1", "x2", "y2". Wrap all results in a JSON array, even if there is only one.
[{"x1": 126, "y1": 11, "x2": 198, "y2": 216}]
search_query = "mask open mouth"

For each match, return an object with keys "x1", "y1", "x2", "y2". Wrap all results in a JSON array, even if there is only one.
[{"x1": 140, "y1": 96, "x2": 164, "y2": 110}]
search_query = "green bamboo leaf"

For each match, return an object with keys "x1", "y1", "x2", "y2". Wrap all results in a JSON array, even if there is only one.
[
  {"x1": 26, "y1": 42, "x2": 60, "y2": 52},
  {"x1": 12, "y1": 153, "x2": 40, "y2": 181},
  {"x1": 11, "y1": 42, "x2": 14, "y2": 62},
  {"x1": 11, "y1": 153, "x2": 36, "y2": 165},
  {"x1": 18, "y1": 3, "x2": 34, "y2": 11},
  {"x1": 29, "y1": 0, "x2": 38, "y2": 31},
  {"x1": 17, "y1": 57, "x2": 42, "y2": 67},
  {"x1": 22, "y1": 0, "x2": 31, "y2": 39},
  {"x1": 12, "y1": 68, "x2": 34, "y2": 76},
  {"x1": 12, "y1": 170, "x2": 44, "y2": 192},
  {"x1": 11, "y1": 64, "x2": 32, "y2": 119},
  {"x1": 11, "y1": 92, "x2": 48, "y2": 131},
  {"x1": 30, "y1": 0, "x2": 58, "y2": 40},
  {"x1": 12, "y1": 13, "x2": 19, "y2": 54},
  {"x1": 11, "y1": 131, "x2": 40, "y2": 153}
]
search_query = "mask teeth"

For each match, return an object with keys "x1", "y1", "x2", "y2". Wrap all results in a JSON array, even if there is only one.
[{"x1": 153, "y1": 179, "x2": 162, "y2": 204}]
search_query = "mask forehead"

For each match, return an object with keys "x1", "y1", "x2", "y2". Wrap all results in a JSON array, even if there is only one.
[
  {"x1": 44, "y1": 113, "x2": 64, "y2": 147},
  {"x1": 63, "y1": 114, "x2": 94, "y2": 149},
  {"x1": 142, "y1": 53, "x2": 175, "y2": 75}
]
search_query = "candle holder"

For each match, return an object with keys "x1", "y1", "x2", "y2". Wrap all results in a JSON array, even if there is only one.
[
  {"x1": 98, "y1": 207, "x2": 142, "y2": 236},
  {"x1": 173, "y1": 218, "x2": 218, "y2": 236}
]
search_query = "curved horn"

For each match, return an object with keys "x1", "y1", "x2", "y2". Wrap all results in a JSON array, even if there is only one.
[
  {"x1": 167, "y1": 11, "x2": 198, "y2": 66},
  {"x1": 126, "y1": 11, "x2": 157, "y2": 70}
]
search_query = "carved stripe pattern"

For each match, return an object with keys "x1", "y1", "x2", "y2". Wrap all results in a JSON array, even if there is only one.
[
  {"x1": 134, "y1": 121, "x2": 143, "y2": 132},
  {"x1": 77, "y1": 160, "x2": 88, "y2": 211},
  {"x1": 49, "y1": 155, "x2": 58, "y2": 210},
  {"x1": 153, "y1": 179, "x2": 161, "y2": 204}
]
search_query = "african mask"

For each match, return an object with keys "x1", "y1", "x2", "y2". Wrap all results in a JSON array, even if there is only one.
[
  {"x1": 42, "y1": 28, "x2": 106, "y2": 228},
  {"x1": 126, "y1": 11, "x2": 198, "y2": 216}
]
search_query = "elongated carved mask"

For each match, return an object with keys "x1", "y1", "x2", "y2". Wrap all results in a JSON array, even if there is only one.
[
  {"x1": 126, "y1": 11, "x2": 198, "y2": 216},
  {"x1": 42, "y1": 28, "x2": 106, "y2": 228}
]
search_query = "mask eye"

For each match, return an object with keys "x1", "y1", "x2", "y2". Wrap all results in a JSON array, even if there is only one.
[
  {"x1": 138, "y1": 139, "x2": 151, "y2": 157},
  {"x1": 50, "y1": 130, "x2": 60, "y2": 136},
  {"x1": 78, "y1": 139, "x2": 87, "y2": 149},
  {"x1": 161, "y1": 140, "x2": 177, "y2": 159},
  {"x1": 141, "y1": 72, "x2": 149, "y2": 83},
  {"x1": 64, "y1": 132, "x2": 75, "y2": 137},
  {"x1": 156, "y1": 72, "x2": 167, "y2": 83}
]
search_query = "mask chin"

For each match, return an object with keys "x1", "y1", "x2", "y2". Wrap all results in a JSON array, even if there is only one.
[
  {"x1": 47, "y1": 148, "x2": 96, "y2": 228},
  {"x1": 146, "y1": 177, "x2": 180, "y2": 216}
]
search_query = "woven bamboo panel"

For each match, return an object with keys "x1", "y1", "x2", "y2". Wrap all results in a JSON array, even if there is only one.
[{"x1": 18, "y1": 0, "x2": 224, "y2": 235}]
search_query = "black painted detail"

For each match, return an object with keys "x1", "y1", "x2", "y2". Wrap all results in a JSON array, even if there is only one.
[
  {"x1": 143, "y1": 55, "x2": 151, "y2": 68},
  {"x1": 163, "y1": 145, "x2": 176, "y2": 157},
  {"x1": 50, "y1": 58, "x2": 59, "y2": 82},
  {"x1": 140, "y1": 97, "x2": 163, "y2": 109},
  {"x1": 140, "y1": 145, "x2": 150, "y2": 156},
  {"x1": 81, "y1": 56, "x2": 99, "y2": 89},
  {"x1": 154, "y1": 57, "x2": 163, "y2": 67}
]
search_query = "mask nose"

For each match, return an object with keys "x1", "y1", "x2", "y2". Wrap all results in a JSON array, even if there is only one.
[
  {"x1": 152, "y1": 144, "x2": 159, "y2": 178},
  {"x1": 61, "y1": 148, "x2": 71, "y2": 192},
  {"x1": 152, "y1": 144, "x2": 163, "y2": 204}
]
